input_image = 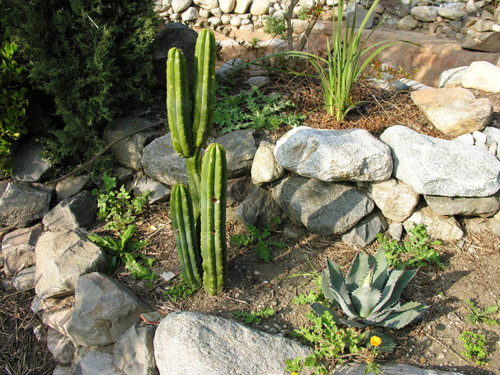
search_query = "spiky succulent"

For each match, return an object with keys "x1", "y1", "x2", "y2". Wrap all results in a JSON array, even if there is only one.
[{"x1": 312, "y1": 250, "x2": 428, "y2": 329}]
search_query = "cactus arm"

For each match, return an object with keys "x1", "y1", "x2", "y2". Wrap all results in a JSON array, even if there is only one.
[
  {"x1": 166, "y1": 47, "x2": 193, "y2": 158},
  {"x1": 192, "y1": 29, "x2": 216, "y2": 152},
  {"x1": 200, "y1": 143, "x2": 227, "y2": 295},
  {"x1": 170, "y1": 183, "x2": 202, "y2": 288},
  {"x1": 186, "y1": 154, "x2": 202, "y2": 222}
]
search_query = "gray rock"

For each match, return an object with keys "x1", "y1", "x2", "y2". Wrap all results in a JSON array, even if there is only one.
[
  {"x1": 332, "y1": 362, "x2": 463, "y2": 375},
  {"x1": 236, "y1": 186, "x2": 283, "y2": 227},
  {"x1": 0, "y1": 182, "x2": 52, "y2": 227},
  {"x1": 55, "y1": 174, "x2": 91, "y2": 202},
  {"x1": 483, "y1": 126, "x2": 500, "y2": 151},
  {"x1": 380, "y1": 0, "x2": 410, "y2": 17},
  {"x1": 53, "y1": 365, "x2": 73, "y2": 375},
  {"x1": 153, "y1": 311, "x2": 312, "y2": 375},
  {"x1": 104, "y1": 116, "x2": 158, "y2": 171},
  {"x1": 438, "y1": 66, "x2": 467, "y2": 88},
  {"x1": 113, "y1": 323, "x2": 158, "y2": 375},
  {"x1": 410, "y1": 6, "x2": 438, "y2": 22},
  {"x1": 216, "y1": 58, "x2": 245, "y2": 79},
  {"x1": 12, "y1": 266, "x2": 35, "y2": 291},
  {"x1": 41, "y1": 303, "x2": 74, "y2": 338},
  {"x1": 489, "y1": 211, "x2": 500, "y2": 236},
  {"x1": 73, "y1": 349, "x2": 122, "y2": 375},
  {"x1": 341, "y1": 212, "x2": 387, "y2": 247},
  {"x1": 35, "y1": 230, "x2": 107, "y2": 299},
  {"x1": 404, "y1": 207, "x2": 464, "y2": 241},
  {"x1": 274, "y1": 127, "x2": 392, "y2": 182},
  {"x1": 438, "y1": 7, "x2": 466, "y2": 20},
  {"x1": 368, "y1": 178, "x2": 419, "y2": 222},
  {"x1": 2, "y1": 224, "x2": 42, "y2": 277},
  {"x1": 345, "y1": 4, "x2": 374, "y2": 28},
  {"x1": 424, "y1": 194, "x2": 500, "y2": 217},
  {"x1": 410, "y1": 88, "x2": 492, "y2": 137},
  {"x1": 227, "y1": 176, "x2": 253, "y2": 207},
  {"x1": 212, "y1": 129, "x2": 256, "y2": 178},
  {"x1": 67, "y1": 272, "x2": 150, "y2": 347},
  {"x1": 380, "y1": 125, "x2": 500, "y2": 197},
  {"x1": 172, "y1": 0, "x2": 192, "y2": 13},
  {"x1": 10, "y1": 139, "x2": 52, "y2": 182},
  {"x1": 398, "y1": 15, "x2": 418, "y2": 30},
  {"x1": 388, "y1": 222, "x2": 404, "y2": 240},
  {"x1": 246, "y1": 76, "x2": 269, "y2": 88},
  {"x1": 272, "y1": 176, "x2": 374, "y2": 235},
  {"x1": 47, "y1": 328, "x2": 75, "y2": 364},
  {"x1": 462, "y1": 61, "x2": 500, "y2": 93},
  {"x1": 181, "y1": 6, "x2": 198, "y2": 21},
  {"x1": 132, "y1": 176, "x2": 170, "y2": 204},
  {"x1": 219, "y1": 0, "x2": 235, "y2": 12},
  {"x1": 142, "y1": 134, "x2": 187, "y2": 185},
  {"x1": 42, "y1": 191, "x2": 97, "y2": 232},
  {"x1": 251, "y1": 141, "x2": 284, "y2": 185}
]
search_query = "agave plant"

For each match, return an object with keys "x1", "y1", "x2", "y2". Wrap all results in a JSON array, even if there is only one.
[{"x1": 311, "y1": 250, "x2": 428, "y2": 329}]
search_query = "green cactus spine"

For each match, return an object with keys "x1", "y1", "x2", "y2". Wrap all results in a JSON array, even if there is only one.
[
  {"x1": 170, "y1": 184, "x2": 202, "y2": 288},
  {"x1": 200, "y1": 143, "x2": 227, "y2": 295}
]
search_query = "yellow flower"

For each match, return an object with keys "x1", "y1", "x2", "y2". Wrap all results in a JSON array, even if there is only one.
[
  {"x1": 291, "y1": 372, "x2": 298, "y2": 375},
  {"x1": 370, "y1": 335, "x2": 382, "y2": 347}
]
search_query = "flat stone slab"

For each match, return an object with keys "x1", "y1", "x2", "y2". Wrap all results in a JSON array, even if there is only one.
[
  {"x1": 274, "y1": 126, "x2": 392, "y2": 182},
  {"x1": 153, "y1": 311, "x2": 312, "y2": 375},
  {"x1": 333, "y1": 362, "x2": 463, "y2": 374},
  {"x1": 380, "y1": 125, "x2": 500, "y2": 197},
  {"x1": 272, "y1": 176, "x2": 374, "y2": 235}
]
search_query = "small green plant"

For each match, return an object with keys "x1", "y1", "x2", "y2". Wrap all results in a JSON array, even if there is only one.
[
  {"x1": 465, "y1": 299, "x2": 499, "y2": 326},
  {"x1": 263, "y1": 16, "x2": 287, "y2": 38},
  {"x1": 293, "y1": 274, "x2": 324, "y2": 305},
  {"x1": 459, "y1": 330, "x2": 489, "y2": 366},
  {"x1": 92, "y1": 172, "x2": 149, "y2": 231},
  {"x1": 377, "y1": 224, "x2": 444, "y2": 270},
  {"x1": 214, "y1": 86, "x2": 303, "y2": 134},
  {"x1": 313, "y1": 250, "x2": 428, "y2": 329},
  {"x1": 88, "y1": 224, "x2": 157, "y2": 280},
  {"x1": 164, "y1": 279, "x2": 197, "y2": 304},
  {"x1": 232, "y1": 307, "x2": 275, "y2": 324},
  {"x1": 231, "y1": 216, "x2": 286, "y2": 262}
]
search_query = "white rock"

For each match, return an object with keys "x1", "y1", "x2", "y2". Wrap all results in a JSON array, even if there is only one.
[
  {"x1": 172, "y1": 0, "x2": 192, "y2": 13},
  {"x1": 199, "y1": 8, "x2": 211, "y2": 18},
  {"x1": 208, "y1": 16, "x2": 222, "y2": 26},
  {"x1": 274, "y1": 126, "x2": 393, "y2": 182},
  {"x1": 404, "y1": 207, "x2": 464, "y2": 241},
  {"x1": 455, "y1": 133, "x2": 475, "y2": 145},
  {"x1": 438, "y1": 7, "x2": 466, "y2": 20},
  {"x1": 211, "y1": 7, "x2": 222, "y2": 17},
  {"x1": 193, "y1": 0, "x2": 218, "y2": 8},
  {"x1": 368, "y1": 179, "x2": 420, "y2": 222},
  {"x1": 230, "y1": 15, "x2": 243, "y2": 26},
  {"x1": 219, "y1": 0, "x2": 236, "y2": 12},
  {"x1": 73, "y1": 350, "x2": 121, "y2": 375},
  {"x1": 234, "y1": 0, "x2": 252, "y2": 13},
  {"x1": 472, "y1": 130, "x2": 487, "y2": 145},
  {"x1": 438, "y1": 66, "x2": 468, "y2": 88},
  {"x1": 181, "y1": 6, "x2": 199, "y2": 21},
  {"x1": 251, "y1": 141, "x2": 284, "y2": 185},
  {"x1": 462, "y1": 61, "x2": 500, "y2": 93},
  {"x1": 250, "y1": 0, "x2": 271, "y2": 15},
  {"x1": 221, "y1": 14, "x2": 231, "y2": 23},
  {"x1": 246, "y1": 76, "x2": 269, "y2": 87},
  {"x1": 411, "y1": 6, "x2": 439, "y2": 22}
]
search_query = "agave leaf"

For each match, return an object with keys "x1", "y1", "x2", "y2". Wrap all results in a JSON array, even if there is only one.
[
  {"x1": 371, "y1": 269, "x2": 416, "y2": 314},
  {"x1": 376, "y1": 301, "x2": 428, "y2": 329},
  {"x1": 323, "y1": 260, "x2": 352, "y2": 306},
  {"x1": 311, "y1": 302, "x2": 340, "y2": 322},
  {"x1": 370, "y1": 249, "x2": 388, "y2": 290},
  {"x1": 351, "y1": 286, "x2": 381, "y2": 318},
  {"x1": 362, "y1": 307, "x2": 394, "y2": 325},
  {"x1": 321, "y1": 269, "x2": 358, "y2": 319},
  {"x1": 345, "y1": 252, "x2": 370, "y2": 292}
]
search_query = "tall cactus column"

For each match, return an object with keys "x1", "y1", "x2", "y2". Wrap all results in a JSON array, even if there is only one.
[{"x1": 167, "y1": 29, "x2": 227, "y2": 295}]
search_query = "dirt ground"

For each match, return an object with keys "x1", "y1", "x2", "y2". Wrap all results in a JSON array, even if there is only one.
[{"x1": 1, "y1": 72, "x2": 500, "y2": 375}]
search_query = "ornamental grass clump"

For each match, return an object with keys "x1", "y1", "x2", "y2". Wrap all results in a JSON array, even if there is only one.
[{"x1": 312, "y1": 250, "x2": 428, "y2": 328}]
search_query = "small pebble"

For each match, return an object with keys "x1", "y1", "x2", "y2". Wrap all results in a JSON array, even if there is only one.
[{"x1": 472, "y1": 130, "x2": 487, "y2": 144}]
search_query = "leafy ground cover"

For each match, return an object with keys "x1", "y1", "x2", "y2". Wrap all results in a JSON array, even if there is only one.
[{"x1": 1, "y1": 68, "x2": 500, "y2": 374}]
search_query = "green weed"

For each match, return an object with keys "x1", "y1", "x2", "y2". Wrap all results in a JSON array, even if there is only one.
[
  {"x1": 214, "y1": 86, "x2": 304, "y2": 134},
  {"x1": 164, "y1": 279, "x2": 197, "y2": 304},
  {"x1": 459, "y1": 330, "x2": 489, "y2": 366},
  {"x1": 465, "y1": 299, "x2": 499, "y2": 326},
  {"x1": 232, "y1": 307, "x2": 275, "y2": 324},
  {"x1": 92, "y1": 172, "x2": 149, "y2": 231},
  {"x1": 231, "y1": 216, "x2": 286, "y2": 262},
  {"x1": 377, "y1": 224, "x2": 444, "y2": 270},
  {"x1": 263, "y1": 16, "x2": 287, "y2": 38}
]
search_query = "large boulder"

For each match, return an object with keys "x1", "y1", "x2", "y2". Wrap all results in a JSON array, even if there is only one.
[
  {"x1": 2, "y1": 224, "x2": 42, "y2": 277},
  {"x1": 67, "y1": 272, "x2": 150, "y2": 347},
  {"x1": 142, "y1": 134, "x2": 187, "y2": 185},
  {"x1": 274, "y1": 127, "x2": 392, "y2": 182},
  {"x1": 212, "y1": 129, "x2": 257, "y2": 178},
  {"x1": 0, "y1": 182, "x2": 52, "y2": 227},
  {"x1": 410, "y1": 88, "x2": 492, "y2": 136},
  {"x1": 104, "y1": 116, "x2": 158, "y2": 171},
  {"x1": 153, "y1": 311, "x2": 312, "y2": 375},
  {"x1": 235, "y1": 186, "x2": 282, "y2": 227},
  {"x1": 424, "y1": 194, "x2": 500, "y2": 217},
  {"x1": 35, "y1": 230, "x2": 107, "y2": 299},
  {"x1": 251, "y1": 141, "x2": 284, "y2": 185},
  {"x1": 10, "y1": 139, "x2": 52, "y2": 182},
  {"x1": 272, "y1": 176, "x2": 374, "y2": 235},
  {"x1": 42, "y1": 191, "x2": 97, "y2": 232},
  {"x1": 380, "y1": 125, "x2": 500, "y2": 197}
]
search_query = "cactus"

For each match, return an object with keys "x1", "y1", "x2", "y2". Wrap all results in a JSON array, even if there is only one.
[
  {"x1": 200, "y1": 143, "x2": 227, "y2": 295},
  {"x1": 170, "y1": 184, "x2": 202, "y2": 288},
  {"x1": 166, "y1": 29, "x2": 227, "y2": 294}
]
